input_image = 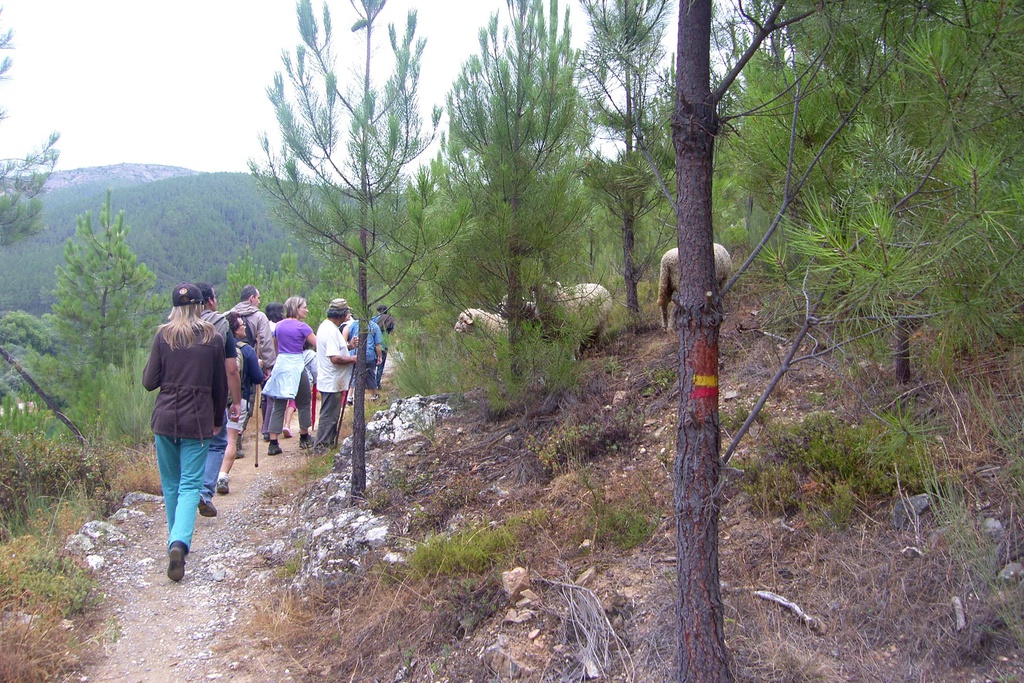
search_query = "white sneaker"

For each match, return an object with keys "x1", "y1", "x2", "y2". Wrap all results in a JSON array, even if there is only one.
[{"x1": 216, "y1": 475, "x2": 229, "y2": 495}]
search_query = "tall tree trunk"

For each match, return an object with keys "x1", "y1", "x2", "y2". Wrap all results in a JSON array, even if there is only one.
[
  {"x1": 623, "y1": 74, "x2": 639, "y2": 315},
  {"x1": 348, "y1": 5, "x2": 377, "y2": 500},
  {"x1": 672, "y1": 0, "x2": 731, "y2": 680},
  {"x1": 351, "y1": 241, "x2": 369, "y2": 498},
  {"x1": 894, "y1": 319, "x2": 912, "y2": 384},
  {"x1": 623, "y1": 212, "x2": 639, "y2": 313}
]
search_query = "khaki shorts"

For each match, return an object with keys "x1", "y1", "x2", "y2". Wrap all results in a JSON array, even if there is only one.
[{"x1": 226, "y1": 398, "x2": 252, "y2": 432}]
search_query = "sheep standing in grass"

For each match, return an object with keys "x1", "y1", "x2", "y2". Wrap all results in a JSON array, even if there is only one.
[
  {"x1": 457, "y1": 283, "x2": 612, "y2": 343},
  {"x1": 454, "y1": 308, "x2": 507, "y2": 334},
  {"x1": 657, "y1": 243, "x2": 733, "y2": 331},
  {"x1": 533, "y1": 283, "x2": 613, "y2": 343}
]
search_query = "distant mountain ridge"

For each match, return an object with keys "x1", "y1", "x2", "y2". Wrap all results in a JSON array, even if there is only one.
[
  {"x1": 44, "y1": 163, "x2": 199, "y2": 191},
  {"x1": 0, "y1": 168, "x2": 305, "y2": 315}
]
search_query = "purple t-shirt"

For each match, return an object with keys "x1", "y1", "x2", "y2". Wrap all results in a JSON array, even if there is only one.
[{"x1": 274, "y1": 318, "x2": 313, "y2": 354}]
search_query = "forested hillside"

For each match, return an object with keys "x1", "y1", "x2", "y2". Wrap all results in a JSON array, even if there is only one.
[{"x1": 0, "y1": 168, "x2": 302, "y2": 314}]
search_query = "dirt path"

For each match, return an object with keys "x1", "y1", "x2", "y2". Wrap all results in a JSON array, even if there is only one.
[{"x1": 74, "y1": 423, "x2": 311, "y2": 683}]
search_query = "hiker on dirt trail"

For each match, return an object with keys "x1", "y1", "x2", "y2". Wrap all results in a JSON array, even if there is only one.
[
  {"x1": 362, "y1": 315, "x2": 385, "y2": 402},
  {"x1": 371, "y1": 304, "x2": 395, "y2": 389},
  {"x1": 283, "y1": 338, "x2": 318, "y2": 437},
  {"x1": 196, "y1": 283, "x2": 242, "y2": 517},
  {"x1": 231, "y1": 285, "x2": 276, "y2": 372},
  {"x1": 263, "y1": 296, "x2": 316, "y2": 454},
  {"x1": 142, "y1": 283, "x2": 228, "y2": 582},
  {"x1": 344, "y1": 312, "x2": 382, "y2": 404},
  {"x1": 217, "y1": 311, "x2": 264, "y2": 495},
  {"x1": 312, "y1": 299, "x2": 358, "y2": 455}
]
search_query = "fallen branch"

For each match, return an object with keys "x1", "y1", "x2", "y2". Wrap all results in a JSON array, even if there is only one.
[
  {"x1": 754, "y1": 590, "x2": 825, "y2": 634},
  {"x1": 0, "y1": 342, "x2": 86, "y2": 446},
  {"x1": 541, "y1": 578, "x2": 635, "y2": 681}
]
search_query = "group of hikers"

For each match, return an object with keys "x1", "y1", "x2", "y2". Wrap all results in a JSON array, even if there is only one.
[{"x1": 142, "y1": 282, "x2": 395, "y2": 582}]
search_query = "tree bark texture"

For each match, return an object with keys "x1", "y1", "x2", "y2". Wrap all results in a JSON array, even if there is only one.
[
  {"x1": 672, "y1": 0, "x2": 732, "y2": 680},
  {"x1": 623, "y1": 211, "x2": 639, "y2": 313},
  {"x1": 623, "y1": 78, "x2": 640, "y2": 315},
  {"x1": 350, "y1": 231, "x2": 370, "y2": 498},
  {"x1": 894, "y1": 319, "x2": 912, "y2": 384}
]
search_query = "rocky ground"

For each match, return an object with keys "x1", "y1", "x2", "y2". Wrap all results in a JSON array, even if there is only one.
[
  {"x1": 66, "y1": 430, "x2": 312, "y2": 683},
  {"x1": 61, "y1": 318, "x2": 1024, "y2": 682}
]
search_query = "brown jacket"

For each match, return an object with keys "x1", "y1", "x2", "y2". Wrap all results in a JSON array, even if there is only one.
[{"x1": 142, "y1": 329, "x2": 228, "y2": 440}]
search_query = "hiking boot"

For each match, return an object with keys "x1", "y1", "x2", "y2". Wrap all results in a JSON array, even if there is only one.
[
  {"x1": 167, "y1": 541, "x2": 187, "y2": 582},
  {"x1": 198, "y1": 497, "x2": 218, "y2": 517},
  {"x1": 267, "y1": 441, "x2": 283, "y2": 456},
  {"x1": 299, "y1": 434, "x2": 312, "y2": 450},
  {"x1": 262, "y1": 433, "x2": 271, "y2": 442},
  {"x1": 216, "y1": 474, "x2": 229, "y2": 495}
]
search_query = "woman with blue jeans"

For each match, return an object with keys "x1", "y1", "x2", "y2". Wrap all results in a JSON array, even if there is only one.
[{"x1": 143, "y1": 283, "x2": 228, "y2": 582}]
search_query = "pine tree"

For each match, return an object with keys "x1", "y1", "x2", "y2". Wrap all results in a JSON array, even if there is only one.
[
  {"x1": 670, "y1": 0, "x2": 814, "y2": 678},
  {"x1": 581, "y1": 0, "x2": 674, "y2": 315},
  {"x1": 53, "y1": 192, "x2": 160, "y2": 370},
  {"x1": 253, "y1": 0, "x2": 441, "y2": 497},
  {"x1": 442, "y1": 0, "x2": 586, "y2": 390},
  {"x1": 0, "y1": 11, "x2": 76, "y2": 439},
  {"x1": 0, "y1": 17, "x2": 59, "y2": 246}
]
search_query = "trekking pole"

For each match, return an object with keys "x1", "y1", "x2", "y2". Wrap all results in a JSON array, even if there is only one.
[
  {"x1": 253, "y1": 382, "x2": 261, "y2": 468},
  {"x1": 254, "y1": 324, "x2": 262, "y2": 469}
]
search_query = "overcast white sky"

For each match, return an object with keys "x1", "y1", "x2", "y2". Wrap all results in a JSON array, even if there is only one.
[{"x1": 0, "y1": 1, "x2": 676, "y2": 174}]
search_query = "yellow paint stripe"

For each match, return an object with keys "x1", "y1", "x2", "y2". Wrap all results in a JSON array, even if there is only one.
[{"x1": 694, "y1": 374, "x2": 718, "y2": 388}]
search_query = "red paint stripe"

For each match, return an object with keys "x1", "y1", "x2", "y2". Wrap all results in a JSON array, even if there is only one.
[{"x1": 691, "y1": 387, "x2": 719, "y2": 399}]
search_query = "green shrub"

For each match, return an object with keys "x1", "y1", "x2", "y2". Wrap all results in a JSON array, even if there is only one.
[
  {"x1": 530, "y1": 409, "x2": 640, "y2": 475},
  {"x1": 748, "y1": 411, "x2": 932, "y2": 525},
  {"x1": 97, "y1": 348, "x2": 156, "y2": 446},
  {"x1": 775, "y1": 412, "x2": 928, "y2": 495},
  {"x1": 300, "y1": 451, "x2": 334, "y2": 480},
  {"x1": 393, "y1": 319, "x2": 463, "y2": 398},
  {"x1": 0, "y1": 396, "x2": 58, "y2": 436},
  {"x1": 0, "y1": 535, "x2": 95, "y2": 616},
  {"x1": 804, "y1": 481, "x2": 857, "y2": 530},
  {"x1": 640, "y1": 367, "x2": 677, "y2": 397},
  {"x1": 721, "y1": 404, "x2": 751, "y2": 432},
  {"x1": 409, "y1": 524, "x2": 516, "y2": 577},
  {"x1": 580, "y1": 470, "x2": 659, "y2": 550},
  {"x1": 743, "y1": 460, "x2": 801, "y2": 517},
  {"x1": 0, "y1": 433, "x2": 110, "y2": 530},
  {"x1": 592, "y1": 501, "x2": 658, "y2": 550},
  {"x1": 485, "y1": 328, "x2": 581, "y2": 414}
]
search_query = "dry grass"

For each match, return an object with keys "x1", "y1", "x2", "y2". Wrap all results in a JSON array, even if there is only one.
[
  {"x1": 0, "y1": 605, "x2": 82, "y2": 683},
  {"x1": 222, "y1": 321, "x2": 1024, "y2": 682},
  {"x1": 245, "y1": 569, "x2": 505, "y2": 681},
  {"x1": 106, "y1": 447, "x2": 163, "y2": 500}
]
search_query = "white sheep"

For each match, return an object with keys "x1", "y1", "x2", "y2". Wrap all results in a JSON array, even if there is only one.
[
  {"x1": 534, "y1": 282, "x2": 613, "y2": 342},
  {"x1": 657, "y1": 243, "x2": 733, "y2": 331},
  {"x1": 454, "y1": 308, "x2": 507, "y2": 334}
]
